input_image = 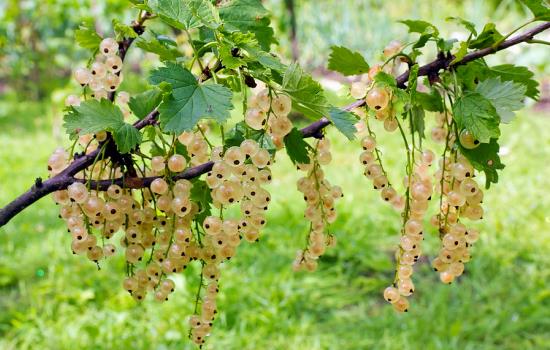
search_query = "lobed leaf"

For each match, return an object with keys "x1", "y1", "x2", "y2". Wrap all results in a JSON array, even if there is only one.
[
  {"x1": 128, "y1": 88, "x2": 163, "y2": 119},
  {"x1": 282, "y1": 63, "x2": 329, "y2": 120},
  {"x1": 328, "y1": 107, "x2": 358, "y2": 141},
  {"x1": 452, "y1": 92, "x2": 500, "y2": 143},
  {"x1": 150, "y1": 63, "x2": 234, "y2": 134},
  {"x1": 327, "y1": 46, "x2": 370, "y2": 76},
  {"x1": 475, "y1": 78, "x2": 526, "y2": 123},
  {"x1": 284, "y1": 128, "x2": 310, "y2": 164}
]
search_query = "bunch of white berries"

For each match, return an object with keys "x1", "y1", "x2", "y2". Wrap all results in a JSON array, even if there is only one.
[
  {"x1": 245, "y1": 87, "x2": 294, "y2": 148},
  {"x1": 73, "y1": 37, "x2": 123, "y2": 100},
  {"x1": 383, "y1": 150, "x2": 435, "y2": 312},
  {"x1": 205, "y1": 138, "x2": 273, "y2": 242},
  {"x1": 431, "y1": 153, "x2": 482, "y2": 283},
  {"x1": 293, "y1": 138, "x2": 342, "y2": 272},
  {"x1": 359, "y1": 134, "x2": 405, "y2": 211}
]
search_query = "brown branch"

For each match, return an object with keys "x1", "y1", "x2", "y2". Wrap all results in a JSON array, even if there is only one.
[{"x1": 0, "y1": 21, "x2": 548, "y2": 227}]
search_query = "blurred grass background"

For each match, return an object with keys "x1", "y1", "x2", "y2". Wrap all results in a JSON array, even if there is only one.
[{"x1": 1, "y1": 0, "x2": 550, "y2": 349}]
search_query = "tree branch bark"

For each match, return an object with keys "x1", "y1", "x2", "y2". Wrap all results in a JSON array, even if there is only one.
[{"x1": 0, "y1": 21, "x2": 548, "y2": 227}]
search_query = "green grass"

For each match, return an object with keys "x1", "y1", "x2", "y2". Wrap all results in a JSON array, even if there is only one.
[{"x1": 1, "y1": 101, "x2": 550, "y2": 350}]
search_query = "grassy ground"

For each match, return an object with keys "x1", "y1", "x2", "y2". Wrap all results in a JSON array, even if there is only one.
[{"x1": 1, "y1": 98, "x2": 550, "y2": 350}]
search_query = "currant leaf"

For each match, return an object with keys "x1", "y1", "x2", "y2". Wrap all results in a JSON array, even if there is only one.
[
  {"x1": 327, "y1": 46, "x2": 370, "y2": 76},
  {"x1": 475, "y1": 78, "x2": 526, "y2": 123},
  {"x1": 219, "y1": 0, "x2": 276, "y2": 51},
  {"x1": 128, "y1": 88, "x2": 163, "y2": 119},
  {"x1": 150, "y1": 63, "x2": 233, "y2": 134},
  {"x1": 284, "y1": 128, "x2": 310, "y2": 164},
  {"x1": 113, "y1": 123, "x2": 142, "y2": 154},
  {"x1": 328, "y1": 107, "x2": 358, "y2": 141},
  {"x1": 282, "y1": 63, "x2": 329, "y2": 120},
  {"x1": 453, "y1": 92, "x2": 500, "y2": 143}
]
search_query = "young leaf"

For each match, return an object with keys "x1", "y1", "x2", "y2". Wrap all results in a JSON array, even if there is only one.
[
  {"x1": 135, "y1": 36, "x2": 181, "y2": 61},
  {"x1": 446, "y1": 16, "x2": 478, "y2": 36},
  {"x1": 113, "y1": 19, "x2": 138, "y2": 40},
  {"x1": 374, "y1": 72, "x2": 397, "y2": 88},
  {"x1": 328, "y1": 107, "x2": 358, "y2": 141},
  {"x1": 475, "y1": 78, "x2": 526, "y2": 123},
  {"x1": 452, "y1": 92, "x2": 500, "y2": 143},
  {"x1": 75, "y1": 24, "x2": 102, "y2": 51},
  {"x1": 410, "y1": 106, "x2": 425, "y2": 139},
  {"x1": 327, "y1": 46, "x2": 370, "y2": 76},
  {"x1": 128, "y1": 89, "x2": 163, "y2": 119},
  {"x1": 148, "y1": 0, "x2": 219, "y2": 30},
  {"x1": 469, "y1": 23, "x2": 503, "y2": 49},
  {"x1": 113, "y1": 123, "x2": 142, "y2": 153},
  {"x1": 282, "y1": 63, "x2": 329, "y2": 119},
  {"x1": 460, "y1": 139, "x2": 505, "y2": 188},
  {"x1": 283, "y1": 128, "x2": 310, "y2": 164},
  {"x1": 150, "y1": 63, "x2": 233, "y2": 134},
  {"x1": 219, "y1": 0, "x2": 276, "y2": 51},
  {"x1": 519, "y1": 0, "x2": 550, "y2": 20},
  {"x1": 399, "y1": 19, "x2": 439, "y2": 35},
  {"x1": 451, "y1": 41, "x2": 469, "y2": 64},
  {"x1": 64, "y1": 99, "x2": 124, "y2": 135}
]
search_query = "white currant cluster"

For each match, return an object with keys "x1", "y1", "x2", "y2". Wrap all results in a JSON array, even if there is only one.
[
  {"x1": 245, "y1": 87, "x2": 294, "y2": 148},
  {"x1": 293, "y1": 138, "x2": 342, "y2": 272},
  {"x1": 431, "y1": 151, "x2": 482, "y2": 284},
  {"x1": 359, "y1": 134, "x2": 405, "y2": 211},
  {"x1": 72, "y1": 37, "x2": 123, "y2": 100},
  {"x1": 383, "y1": 150, "x2": 436, "y2": 312}
]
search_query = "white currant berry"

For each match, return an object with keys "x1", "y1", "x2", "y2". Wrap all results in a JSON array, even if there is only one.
[{"x1": 100, "y1": 37, "x2": 118, "y2": 56}]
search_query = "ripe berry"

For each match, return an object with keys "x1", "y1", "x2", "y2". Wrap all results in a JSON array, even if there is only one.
[{"x1": 100, "y1": 38, "x2": 118, "y2": 56}]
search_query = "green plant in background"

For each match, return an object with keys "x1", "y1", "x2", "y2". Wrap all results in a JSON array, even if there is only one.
[{"x1": 0, "y1": 0, "x2": 550, "y2": 349}]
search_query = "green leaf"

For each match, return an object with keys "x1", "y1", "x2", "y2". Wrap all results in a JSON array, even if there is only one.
[
  {"x1": 218, "y1": 39, "x2": 247, "y2": 70},
  {"x1": 416, "y1": 90, "x2": 444, "y2": 112},
  {"x1": 283, "y1": 128, "x2": 310, "y2": 164},
  {"x1": 135, "y1": 36, "x2": 181, "y2": 61},
  {"x1": 399, "y1": 19, "x2": 439, "y2": 35},
  {"x1": 451, "y1": 41, "x2": 469, "y2": 64},
  {"x1": 112, "y1": 19, "x2": 138, "y2": 40},
  {"x1": 327, "y1": 46, "x2": 370, "y2": 76},
  {"x1": 457, "y1": 62, "x2": 539, "y2": 100},
  {"x1": 519, "y1": 0, "x2": 550, "y2": 20},
  {"x1": 150, "y1": 63, "x2": 233, "y2": 134},
  {"x1": 407, "y1": 64, "x2": 420, "y2": 100},
  {"x1": 219, "y1": 0, "x2": 276, "y2": 51},
  {"x1": 437, "y1": 38, "x2": 458, "y2": 52},
  {"x1": 410, "y1": 106, "x2": 425, "y2": 139},
  {"x1": 64, "y1": 99, "x2": 124, "y2": 135},
  {"x1": 487, "y1": 64, "x2": 539, "y2": 100},
  {"x1": 373, "y1": 72, "x2": 397, "y2": 88},
  {"x1": 475, "y1": 78, "x2": 526, "y2": 123},
  {"x1": 452, "y1": 92, "x2": 500, "y2": 143},
  {"x1": 446, "y1": 16, "x2": 477, "y2": 36},
  {"x1": 148, "y1": 0, "x2": 219, "y2": 30},
  {"x1": 113, "y1": 123, "x2": 142, "y2": 153},
  {"x1": 460, "y1": 139, "x2": 505, "y2": 188},
  {"x1": 282, "y1": 63, "x2": 329, "y2": 119},
  {"x1": 328, "y1": 107, "x2": 358, "y2": 141},
  {"x1": 190, "y1": 179, "x2": 212, "y2": 225},
  {"x1": 128, "y1": 89, "x2": 163, "y2": 119},
  {"x1": 469, "y1": 23, "x2": 503, "y2": 49},
  {"x1": 75, "y1": 24, "x2": 102, "y2": 51}
]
